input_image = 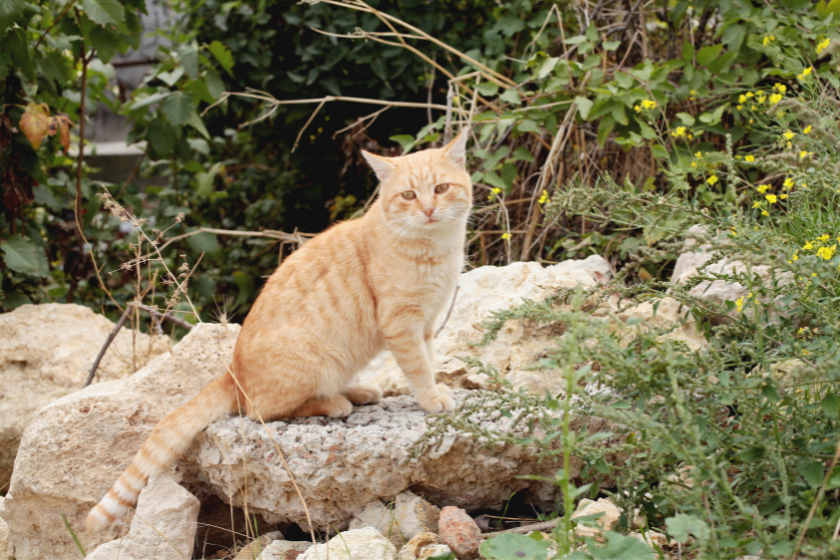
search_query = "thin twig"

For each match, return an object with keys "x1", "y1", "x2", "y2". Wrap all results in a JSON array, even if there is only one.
[
  {"x1": 115, "y1": 148, "x2": 147, "y2": 200},
  {"x1": 435, "y1": 285, "x2": 459, "y2": 337},
  {"x1": 790, "y1": 438, "x2": 840, "y2": 559},
  {"x1": 34, "y1": 0, "x2": 77, "y2": 50},
  {"x1": 292, "y1": 99, "x2": 327, "y2": 153},
  {"x1": 444, "y1": 85, "x2": 454, "y2": 144}
]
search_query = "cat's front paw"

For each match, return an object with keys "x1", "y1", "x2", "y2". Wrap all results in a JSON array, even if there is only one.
[{"x1": 417, "y1": 383, "x2": 456, "y2": 414}]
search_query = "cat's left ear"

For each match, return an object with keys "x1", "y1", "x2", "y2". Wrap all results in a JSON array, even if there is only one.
[
  {"x1": 443, "y1": 128, "x2": 469, "y2": 168},
  {"x1": 362, "y1": 151, "x2": 395, "y2": 183}
]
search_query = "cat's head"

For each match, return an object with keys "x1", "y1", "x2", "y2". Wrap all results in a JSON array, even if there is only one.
[{"x1": 362, "y1": 130, "x2": 472, "y2": 236}]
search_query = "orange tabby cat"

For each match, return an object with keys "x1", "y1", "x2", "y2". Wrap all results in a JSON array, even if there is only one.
[{"x1": 86, "y1": 130, "x2": 472, "y2": 532}]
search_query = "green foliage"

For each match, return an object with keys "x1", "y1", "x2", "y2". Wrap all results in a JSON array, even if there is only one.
[{"x1": 480, "y1": 532, "x2": 552, "y2": 560}]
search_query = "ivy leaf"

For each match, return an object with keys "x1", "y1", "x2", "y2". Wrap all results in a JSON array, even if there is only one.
[
  {"x1": 161, "y1": 92, "x2": 196, "y2": 126},
  {"x1": 803, "y1": 462, "x2": 825, "y2": 489},
  {"x1": 206, "y1": 40, "x2": 233, "y2": 75},
  {"x1": 480, "y1": 532, "x2": 551, "y2": 560},
  {"x1": 666, "y1": 514, "x2": 710, "y2": 543},
  {"x1": 81, "y1": 0, "x2": 126, "y2": 27},
  {"x1": 0, "y1": 0, "x2": 25, "y2": 41},
  {"x1": 20, "y1": 102, "x2": 51, "y2": 150},
  {"x1": 696, "y1": 44, "x2": 723, "y2": 66},
  {"x1": 1, "y1": 234, "x2": 41, "y2": 274}
]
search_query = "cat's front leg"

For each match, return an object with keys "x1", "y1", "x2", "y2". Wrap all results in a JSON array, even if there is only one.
[{"x1": 383, "y1": 324, "x2": 455, "y2": 413}]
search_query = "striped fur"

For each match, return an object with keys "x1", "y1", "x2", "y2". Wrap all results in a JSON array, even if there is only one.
[{"x1": 87, "y1": 131, "x2": 472, "y2": 531}]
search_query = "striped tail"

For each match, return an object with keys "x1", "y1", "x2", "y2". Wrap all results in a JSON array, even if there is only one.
[{"x1": 86, "y1": 375, "x2": 235, "y2": 532}]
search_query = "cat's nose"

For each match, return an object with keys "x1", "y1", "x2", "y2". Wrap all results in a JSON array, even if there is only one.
[{"x1": 422, "y1": 207, "x2": 436, "y2": 218}]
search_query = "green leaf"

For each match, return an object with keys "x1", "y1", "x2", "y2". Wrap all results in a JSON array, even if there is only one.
[
  {"x1": 476, "y1": 82, "x2": 499, "y2": 96},
  {"x1": 537, "y1": 57, "x2": 559, "y2": 79},
  {"x1": 482, "y1": 171, "x2": 507, "y2": 191},
  {"x1": 666, "y1": 514, "x2": 710, "y2": 543},
  {"x1": 696, "y1": 44, "x2": 723, "y2": 67},
  {"x1": 1, "y1": 234, "x2": 41, "y2": 274},
  {"x1": 207, "y1": 40, "x2": 233, "y2": 75},
  {"x1": 160, "y1": 92, "x2": 196, "y2": 126},
  {"x1": 390, "y1": 135, "x2": 415, "y2": 152},
  {"x1": 500, "y1": 88, "x2": 520, "y2": 105},
  {"x1": 516, "y1": 119, "x2": 541, "y2": 134},
  {"x1": 681, "y1": 40, "x2": 694, "y2": 61},
  {"x1": 675, "y1": 112, "x2": 695, "y2": 126},
  {"x1": 603, "y1": 40, "x2": 621, "y2": 51},
  {"x1": 40, "y1": 50, "x2": 72, "y2": 83},
  {"x1": 80, "y1": 0, "x2": 125, "y2": 27},
  {"x1": 803, "y1": 462, "x2": 825, "y2": 489},
  {"x1": 186, "y1": 111, "x2": 210, "y2": 140},
  {"x1": 195, "y1": 171, "x2": 216, "y2": 198},
  {"x1": 88, "y1": 25, "x2": 119, "y2": 63},
  {"x1": 575, "y1": 96, "x2": 594, "y2": 120},
  {"x1": 822, "y1": 393, "x2": 840, "y2": 417},
  {"x1": 0, "y1": 0, "x2": 25, "y2": 41},
  {"x1": 2, "y1": 28, "x2": 33, "y2": 80},
  {"x1": 480, "y1": 533, "x2": 551, "y2": 560},
  {"x1": 204, "y1": 67, "x2": 224, "y2": 100},
  {"x1": 147, "y1": 119, "x2": 176, "y2": 157},
  {"x1": 587, "y1": 532, "x2": 654, "y2": 560},
  {"x1": 179, "y1": 43, "x2": 199, "y2": 79},
  {"x1": 512, "y1": 146, "x2": 535, "y2": 162},
  {"x1": 740, "y1": 445, "x2": 766, "y2": 463},
  {"x1": 188, "y1": 231, "x2": 219, "y2": 254}
]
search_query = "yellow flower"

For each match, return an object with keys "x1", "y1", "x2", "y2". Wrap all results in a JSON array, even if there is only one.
[
  {"x1": 746, "y1": 92, "x2": 754, "y2": 98},
  {"x1": 687, "y1": 133, "x2": 694, "y2": 140},
  {"x1": 730, "y1": 228, "x2": 737, "y2": 237},
  {"x1": 736, "y1": 105, "x2": 743, "y2": 110},
  {"x1": 641, "y1": 99, "x2": 657, "y2": 110},
  {"x1": 769, "y1": 93, "x2": 783, "y2": 104},
  {"x1": 783, "y1": 130, "x2": 795, "y2": 140},
  {"x1": 780, "y1": 194, "x2": 788, "y2": 199},
  {"x1": 766, "y1": 194, "x2": 778, "y2": 203},
  {"x1": 745, "y1": 155, "x2": 755, "y2": 162},
  {"x1": 634, "y1": 105, "x2": 642, "y2": 112},
  {"x1": 488, "y1": 187, "x2": 502, "y2": 200},
  {"x1": 671, "y1": 126, "x2": 686, "y2": 138},
  {"x1": 773, "y1": 84, "x2": 787, "y2": 94},
  {"x1": 784, "y1": 178, "x2": 794, "y2": 188},
  {"x1": 803, "y1": 66, "x2": 813, "y2": 76},
  {"x1": 695, "y1": 151, "x2": 703, "y2": 158},
  {"x1": 804, "y1": 242, "x2": 814, "y2": 250},
  {"x1": 538, "y1": 190, "x2": 549, "y2": 204},
  {"x1": 757, "y1": 184, "x2": 770, "y2": 193},
  {"x1": 817, "y1": 245, "x2": 836, "y2": 260},
  {"x1": 801, "y1": 182, "x2": 808, "y2": 188},
  {"x1": 799, "y1": 150, "x2": 811, "y2": 159},
  {"x1": 818, "y1": 234, "x2": 830, "y2": 241},
  {"x1": 752, "y1": 201, "x2": 762, "y2": 209},
  {"x1": 690, "y1": 162, "x2": 697, "y2": 167},
  {"x1": 735, "y1": 296, "x2": 745, "y2": 312},
  {"x1": 707, "y1": 175, "x2": 719, "y2": 185},
  {"x1": 757, "y1": 94, "x2": 766, "y2": 103},
  {"x1": 739, "y1": 94, "x2": 747, "y2": 103},
  {"x1": 792, "y1": 254, "x2": 799, "y2": 261},
  {"x1": 817, "y1": 38, "x2": 831, "y2": 54},
  {"x1": 762, "y1": 210, "x2": 769, "y2": 216},
  {"x1": 501, "y1": 232, "x2": 511, "y2": 240},
  {"x1": 804, "y1": 125, "x2": 812, "y2": 134},
  {"x1": 786, "y1": 141, "x2": 792, "y2": 149}
]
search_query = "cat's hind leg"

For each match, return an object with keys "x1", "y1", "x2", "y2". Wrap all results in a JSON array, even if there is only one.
[
  {"x1": 342, "y1": 384, "x2": 383, "y2": 405},
  {"x1": 290, "y1": 395, "x2": 353, "y2": 418}
]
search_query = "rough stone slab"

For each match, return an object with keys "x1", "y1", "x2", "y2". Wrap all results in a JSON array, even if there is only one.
[
  {"x1": 181, "y1": 391, "x2": 573, "y2": 531},
  {"x1": 3, "y1": 323, "x2": 237, "y2": 560},
  {"x1": 85, "y1": 475, "x2": 199, "y2": 560},
  {"x1": 0, "y1": 303, "x2": 170, "y2": 488}
]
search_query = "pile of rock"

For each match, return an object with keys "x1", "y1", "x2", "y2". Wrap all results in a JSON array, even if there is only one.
[{"x1": 0, "y1": 253, "x2": 708, "y2": 559}]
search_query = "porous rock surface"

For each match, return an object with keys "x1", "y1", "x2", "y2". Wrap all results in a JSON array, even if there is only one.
[
  {"x1": 0, "y1": 303, "x2": 170, "y2": 489},
  {"x1": 2, "y1": 323, "x2": 237, "y2": 560},
  {"x1": 357, "y1": 255, "x2": 613, "y2": 396},
  {"x1": 438, "y1": 506, "x2": 481, "y2": 560},
  {"x1": 85, "y1": 475, "x2": 200, "y2": 560},
  {"x1": 0, "y1": 496, "x2": 9, "y2": 560},
  {"x1": 181, "y1": 390, "x2": 575, "y2": 531}
]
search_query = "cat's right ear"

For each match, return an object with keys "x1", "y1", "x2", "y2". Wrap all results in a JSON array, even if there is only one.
[{"x1": 362, "y1": 151, "x2": 395, "y2": 183}]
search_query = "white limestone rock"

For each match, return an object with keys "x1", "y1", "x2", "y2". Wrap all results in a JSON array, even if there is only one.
[
  {"x1": 357, "y1": 255, "x2": 613, "y2": 396},
  {"x1": 299, "y1": 527, "x2": 396, "y2": 560},
  {"x1": 0, "y1": 303, "x2": 170, "y2": 489},
  {"x1": 2, "y1": 323, "x2": 236, "y2": 560},
  {"x1": 85, "y1": 475, "x2": 199, "y2": 560},
  {"x1": 349, "y1": 491, "x2": 440, "y2": 548}
]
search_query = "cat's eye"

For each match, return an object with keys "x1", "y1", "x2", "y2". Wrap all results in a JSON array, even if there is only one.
[
  {"x1": 401, "y1": 191, "x2": 416, "y2": 200},
  {"x1": 434, "y1": 183, "x2": 449, "y2": 194}
]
